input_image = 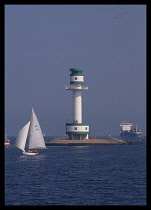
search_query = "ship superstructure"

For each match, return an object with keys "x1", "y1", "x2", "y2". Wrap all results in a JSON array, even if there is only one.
[{"x1": 120, "y1": 121, "x2": 142, "y2": 138}]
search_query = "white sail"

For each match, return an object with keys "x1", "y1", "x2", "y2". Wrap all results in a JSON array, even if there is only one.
[
  {"x1": 15, "y1": 121, "x2": 30, "y2": 151},
  {"x1": 28, "y1": 108, "x2": 46, "y2": 149}
]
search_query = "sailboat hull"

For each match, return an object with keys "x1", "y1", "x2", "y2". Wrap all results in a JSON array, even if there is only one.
[{"x1": 23, "y1": 151, "x2": 38, "y2": 155}]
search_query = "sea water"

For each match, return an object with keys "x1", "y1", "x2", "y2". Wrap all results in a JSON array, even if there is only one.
[{"x1": 5, "y1": 137, "x2": 146, "y2": 206}]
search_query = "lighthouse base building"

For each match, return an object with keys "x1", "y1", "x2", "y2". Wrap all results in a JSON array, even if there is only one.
[
  {"x1": 66, "y1": 123, "x2": 89, "y2": 140},
  {"x1": 65, "y1": 68, "x2": 89, "y2": 140}
]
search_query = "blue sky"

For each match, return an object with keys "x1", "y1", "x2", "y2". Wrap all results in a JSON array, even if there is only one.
[{"x1": 5, "y1": 5, "x2": 146, "y2": 136}]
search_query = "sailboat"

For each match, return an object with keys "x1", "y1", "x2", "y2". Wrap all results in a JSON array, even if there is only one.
[
  {"x1": 15, "y1": 108, "x2": 47, "y2": 155},
  {"x1": 5, "y1": 129, "x2": 10, "y2": 146}
]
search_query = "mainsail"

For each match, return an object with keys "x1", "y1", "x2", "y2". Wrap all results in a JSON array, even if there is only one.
[
  {"x1": 28, "y1": 108, "x2": 46, "y2": 149},
  {"x1": 15, "y1": 121, "x2": 30, "y2": 151}
]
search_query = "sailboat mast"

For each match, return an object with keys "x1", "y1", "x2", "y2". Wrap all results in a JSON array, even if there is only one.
[{"x1": 27, "y1": 135, "x2": 30, "y2": 151}]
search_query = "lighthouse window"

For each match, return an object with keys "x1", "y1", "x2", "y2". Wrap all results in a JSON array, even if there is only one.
[
  {"x1": 74, "y1": 127, "x2": 77, "y2": 130},
  {"x1": 75, "y1": 77, "x2": 77, "y2": 80}
]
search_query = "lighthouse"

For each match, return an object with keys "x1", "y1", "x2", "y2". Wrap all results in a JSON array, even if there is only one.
[{"x1": 65, "y1": 68, "x2": 89, "y2": 140}]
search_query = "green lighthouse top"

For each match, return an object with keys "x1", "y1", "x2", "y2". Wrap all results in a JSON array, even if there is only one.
[{"x1": 70, "y1": 68, "x2": 84, "y2": 76}]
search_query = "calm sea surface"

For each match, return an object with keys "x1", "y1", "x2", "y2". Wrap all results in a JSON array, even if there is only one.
[{"x1": 5, "y1": 137, "x2": 146, "y2": 206}]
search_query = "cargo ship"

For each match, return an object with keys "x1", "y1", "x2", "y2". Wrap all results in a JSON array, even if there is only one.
[{"x1": 120, "y1": 121, "x2": 145, "y2": 142}]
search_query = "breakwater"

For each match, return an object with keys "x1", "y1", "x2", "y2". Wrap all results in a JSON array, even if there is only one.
[{"x1": 45, "y1": 137, "x2": 128, "y2": 146}]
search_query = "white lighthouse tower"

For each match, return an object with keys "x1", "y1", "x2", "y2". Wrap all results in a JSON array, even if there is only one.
[{"x1": 65, "y1": 68, "x2": 89, "y2": 140}]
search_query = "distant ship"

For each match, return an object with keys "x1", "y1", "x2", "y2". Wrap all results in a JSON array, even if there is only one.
[{"x1": 120, "y1": 121, "x2": 144, "y2": 142}]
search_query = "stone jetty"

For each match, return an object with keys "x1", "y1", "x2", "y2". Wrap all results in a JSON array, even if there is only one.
[{"x1": 45, "y1": 137, "x2": 127, "y2": 146}]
